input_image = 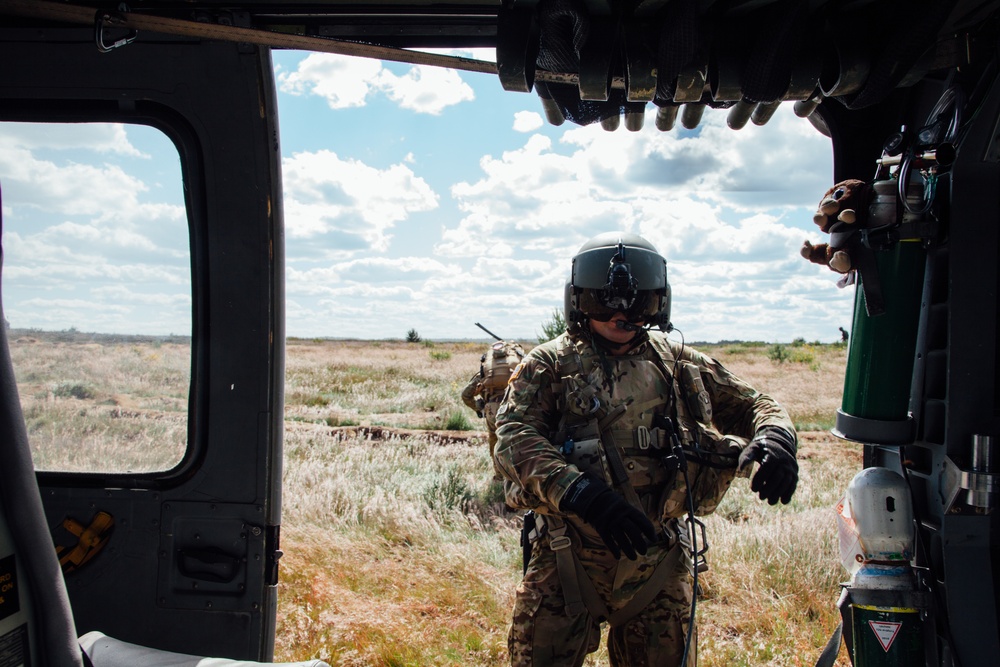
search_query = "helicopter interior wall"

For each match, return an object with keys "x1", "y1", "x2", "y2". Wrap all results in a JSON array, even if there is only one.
[
  {"x1": 843, "y1": 65, "x2": 1000, "y2": 665},
  {"x1": 925, "y1": 62, "x2": 1000, "y2": 664},
  {"x1": 0, "y1": 29, "x2": 285, "y2": 660}
]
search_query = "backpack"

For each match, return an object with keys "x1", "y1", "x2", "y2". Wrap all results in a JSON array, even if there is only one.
[{"x1": 461, "y1": 340, "x2": 525, "y2": 448}]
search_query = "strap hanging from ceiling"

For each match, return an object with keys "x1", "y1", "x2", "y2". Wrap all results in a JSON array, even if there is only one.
[{"x1": 0, "y1": 0, "x2": 500, "y2": 73}]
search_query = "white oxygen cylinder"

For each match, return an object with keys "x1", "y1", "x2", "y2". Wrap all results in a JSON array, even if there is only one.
[{"x1": 847, "y1": 467, "x2": 914, "y2": 565}]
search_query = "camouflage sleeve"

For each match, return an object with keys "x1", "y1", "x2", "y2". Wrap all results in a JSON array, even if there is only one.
[
  {"x1": 460, "y1": 373, "x2": 482, "y2": 411},
  {"x1": 679, "y1": 345, "x2": 797, "y2": 444},
  {"x1": 493, "y1": 351, "x2": 582, "y2": 511}
]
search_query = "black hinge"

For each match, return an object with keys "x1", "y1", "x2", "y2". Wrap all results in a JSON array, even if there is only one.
[{"x1": 264, "y1": 524, "x2": 282, "y2": 586}]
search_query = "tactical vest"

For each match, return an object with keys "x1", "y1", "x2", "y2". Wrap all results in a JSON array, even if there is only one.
[
  {"x1": 511, "y1": 333, "x2": 751, "y2": 626},
  {"x1": 549, "y1": 333, "x2": 745, "y2": 521}
]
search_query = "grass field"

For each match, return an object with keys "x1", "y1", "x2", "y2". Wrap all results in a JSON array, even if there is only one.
[
  {"x1": 13, "y1": 333, "x2": 855, "y2": 666},
  {"x1": 276, "y1": 338, "x2": 855, "y2": 667}
]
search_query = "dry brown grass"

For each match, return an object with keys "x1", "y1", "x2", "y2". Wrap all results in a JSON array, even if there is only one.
[
  {"x1": 275, "y1": 339, "x2": 855, "y2": 666},
  {"x1": 12, "y1": 334, "x2": 856, "y2": 665},
  {"x1": 11, "y1": 337, "x2": 189, "y2": 472},
  {"x1": 285, "y1": 339, "x2": 487, "y2": 430},
  {"x1": 704, "y1": 342, "x2": 848, "y2": 432}
]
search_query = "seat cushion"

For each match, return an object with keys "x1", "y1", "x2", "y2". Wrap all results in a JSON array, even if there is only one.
[{"x1": 79, "y1": 631, "x2": 330, "y2": 667}]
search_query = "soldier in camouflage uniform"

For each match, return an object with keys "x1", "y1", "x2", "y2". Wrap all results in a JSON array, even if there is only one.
[
  {"x1": 493, "y1": 232, "x2": 798, "y2": 667},
  {"x1": 462, "y1": 339, "x2": 526, "y2": 460}
]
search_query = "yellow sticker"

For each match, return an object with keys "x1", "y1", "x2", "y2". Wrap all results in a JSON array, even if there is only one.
[{"x1": 508, "y1": 361, "x2": 526, "y2": 384}]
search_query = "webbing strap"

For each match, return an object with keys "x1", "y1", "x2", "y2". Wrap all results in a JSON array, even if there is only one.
[
  {"x1": 547, "y1": 516, "x2": 684, "y2": 627},
  {"x1": 607, "y1": 543, "x2": 683, "y2": 627},
  {"x1": 0, "y1": 0, "x2": 494, "y2": 74},
  {"x1": 555, "y1": 335, "x2": 651, "y2": 512},
  {"x1": 597, "y1": 402, "x2": 627, "y2": 432},
  {"x1": 628, "y1": 396, "x2": 666, "y2": 418},
  {"x1": 548, "y1": 521, "x2": 592, "y2": 618},
  {"x1": 55, "y1": 511, "x2": 115, "y2": 574},
  {"x1": 601, "y1": 438, "x2": 644, "y2": 510},
  {"x1": 645, "y1": 334, "x2": 677, "y2": 366},
  {"x1": 0, "y1": 0, "x2": 634, "y2": 92}
]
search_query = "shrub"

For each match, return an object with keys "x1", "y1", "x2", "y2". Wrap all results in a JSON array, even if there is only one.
[
  {"x1": 53, "y1": 382, "x2": 96, "y2": 400},
  {"x1": 767, "y1": 344, "x2": 790, "y2": 364},
  {"x1": 537, "y1": 308, "x2": 566, "y2": 343},
  {"x1": 789, "y1": 346, "x2": 817, "y2": 366},
  {"x1": 429, "y1": 350, "x2": 451, "y2": 361},
  {"x1": 424, "y1": 467, "x2": 474, "y2": 512},
  {"x1": 324, "y1": 416, "x2": 359, "y2": 427},
  {"x1": 406, "y1": 328, "x2": 422, "y2": 343},
  {"x1": 303, "y1": 394, "x2": 329, "y2": 407},
  {"x1": 444, "y1": 410, "x2": 473, "y2": 431}
]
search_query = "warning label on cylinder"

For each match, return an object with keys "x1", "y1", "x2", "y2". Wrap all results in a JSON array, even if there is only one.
[
  {"x1": 0, "y1": 555, "x2": 19, "y2": 623},
  {"x1": 869, "y1": 620, "x2": 902, "y2": 652},
  {"x1": 0, "y1": 624, "x2": 29, "y2": 667}
]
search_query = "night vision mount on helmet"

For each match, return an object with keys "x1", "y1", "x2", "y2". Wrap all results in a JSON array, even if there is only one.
[{"x1": 566, "y1": 232, "x2": 672, "y2": 332}]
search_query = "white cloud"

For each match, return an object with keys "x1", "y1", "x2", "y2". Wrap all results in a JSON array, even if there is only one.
[
  {"x1": 277, "y1": 53, "x2": 382, "y2": 109},
  {"x1": 0, "y1": 127, "x2": 184, "y2": 231},
  {"x1": 0, "y1": 123, "x2": 190, "y2": 334},
  {"x1": 0, "y1": 144, "x2": 146, "y2": 219},
  {"x1": 376, "y1": 66, "x2": 475, "y2": 114},
  {"x1": 282, "y1": 149, "x2": 439, "y2": 250},
  {"x1": 513, "y1": 111, "x2": 543, "y2": 133},
  {"x1": 427, "y1": 103, "x2": 848, "y2": 341},
  {"x1": 277, "y1": 53, "x2": 475, "y2": 114},
  {"x1": 0, "y1": 78, "x2": 851, "y2": 342},
  {"x1": 0, "y1": 123, "x2": 145, "y2": 157}
]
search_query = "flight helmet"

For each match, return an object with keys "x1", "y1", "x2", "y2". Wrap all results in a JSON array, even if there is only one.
[{"x1": 565, "y1": 232, "x2": 671, "y2": 332}]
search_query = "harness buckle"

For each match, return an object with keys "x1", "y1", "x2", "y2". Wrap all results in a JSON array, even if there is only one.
[
  {"x1": 636, "y1": 425, "x2": 650, "y2": 450},
  {"x1": 549, "y1": 535, "x2": 573, "y2": 551}
]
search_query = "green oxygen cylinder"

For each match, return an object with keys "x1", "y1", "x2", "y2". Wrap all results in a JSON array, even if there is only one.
[{"x1": 834, "y1": 180, "x2": 926, "y2": 445}]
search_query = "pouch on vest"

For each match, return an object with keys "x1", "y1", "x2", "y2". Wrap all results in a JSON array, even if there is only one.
[
  {"x1": 659, "y1": 433, "x2": 745, "y2": 519},
  {"x1": 562, "y1": 437, "x2": 602, "y2": 472},
  {"x1": 679, "y1": 361, "x2": 712, "y2": 423}
]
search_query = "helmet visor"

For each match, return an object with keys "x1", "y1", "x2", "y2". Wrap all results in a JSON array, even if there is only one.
[{"x1": 579, "y1": 289, "x2": 661, "y2": 323}]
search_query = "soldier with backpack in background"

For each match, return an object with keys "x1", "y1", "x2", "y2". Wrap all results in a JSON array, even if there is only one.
[{"x1": 461, "y1": 325, "x2": 525, "y2": 474}]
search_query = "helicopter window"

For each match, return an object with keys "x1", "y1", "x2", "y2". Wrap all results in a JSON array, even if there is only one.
[{"x1": 0, "y1": 122, "x2": 191, "y2": 474}]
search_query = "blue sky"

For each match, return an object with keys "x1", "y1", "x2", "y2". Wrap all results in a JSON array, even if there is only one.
[{"x1": 0, "y1": 48, "x2": 854, "y2": 343}]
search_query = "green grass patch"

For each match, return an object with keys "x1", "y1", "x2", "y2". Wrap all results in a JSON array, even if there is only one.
[{"x1": 53, "y1": 381, "x2": 96, "y2": 400}]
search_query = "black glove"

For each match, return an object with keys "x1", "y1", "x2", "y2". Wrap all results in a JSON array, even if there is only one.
[
  {"x1": 738, "y1": 427, "x2": 799, "y2": 505},
  {"x1": 560, "y1": 472, "x2": 657, "y2": 560}
]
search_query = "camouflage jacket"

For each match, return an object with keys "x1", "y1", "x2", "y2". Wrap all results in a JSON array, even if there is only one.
[{"x1": 494, "y1": 329, "x2": 795, "y2": 526}]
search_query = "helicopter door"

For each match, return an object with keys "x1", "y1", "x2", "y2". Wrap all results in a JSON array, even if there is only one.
[{"x1": 0, "y1": 27, "x2": 285, "y2": 660}]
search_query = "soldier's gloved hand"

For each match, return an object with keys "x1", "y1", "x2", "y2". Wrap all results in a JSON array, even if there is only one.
[
  {"x1": 739, "y1": 427, "x2": 798, "y2": 505},
  {"x1": 560, "y1": 472, "x2": 656, "y2": 560}
]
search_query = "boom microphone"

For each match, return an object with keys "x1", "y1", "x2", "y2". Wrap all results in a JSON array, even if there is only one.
[{"x1": 615, "y1": 320, "x2": 642, "y2": 332}]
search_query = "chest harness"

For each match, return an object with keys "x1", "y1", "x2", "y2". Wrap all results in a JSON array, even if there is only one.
[{"x1": 530, "y1": 333, "x2": 704, "y2": 626}]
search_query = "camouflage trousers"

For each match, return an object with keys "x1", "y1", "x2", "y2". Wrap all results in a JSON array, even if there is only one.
[{"x1": 508, "y1": 522, "x2": 695, "y2": 667}]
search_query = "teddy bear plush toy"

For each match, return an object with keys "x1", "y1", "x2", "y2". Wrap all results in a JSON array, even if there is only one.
[
  {"x1": 801, "y1": 178, "x2": 888, "y2": 315},
  {"x1": 800, "y1": 178, "x2": 874, "y2": 277}
]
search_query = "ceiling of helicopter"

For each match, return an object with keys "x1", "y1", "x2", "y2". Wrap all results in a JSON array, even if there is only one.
[{"x1": 3, "y1": 0, "x2": 999, "y2": 131}]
